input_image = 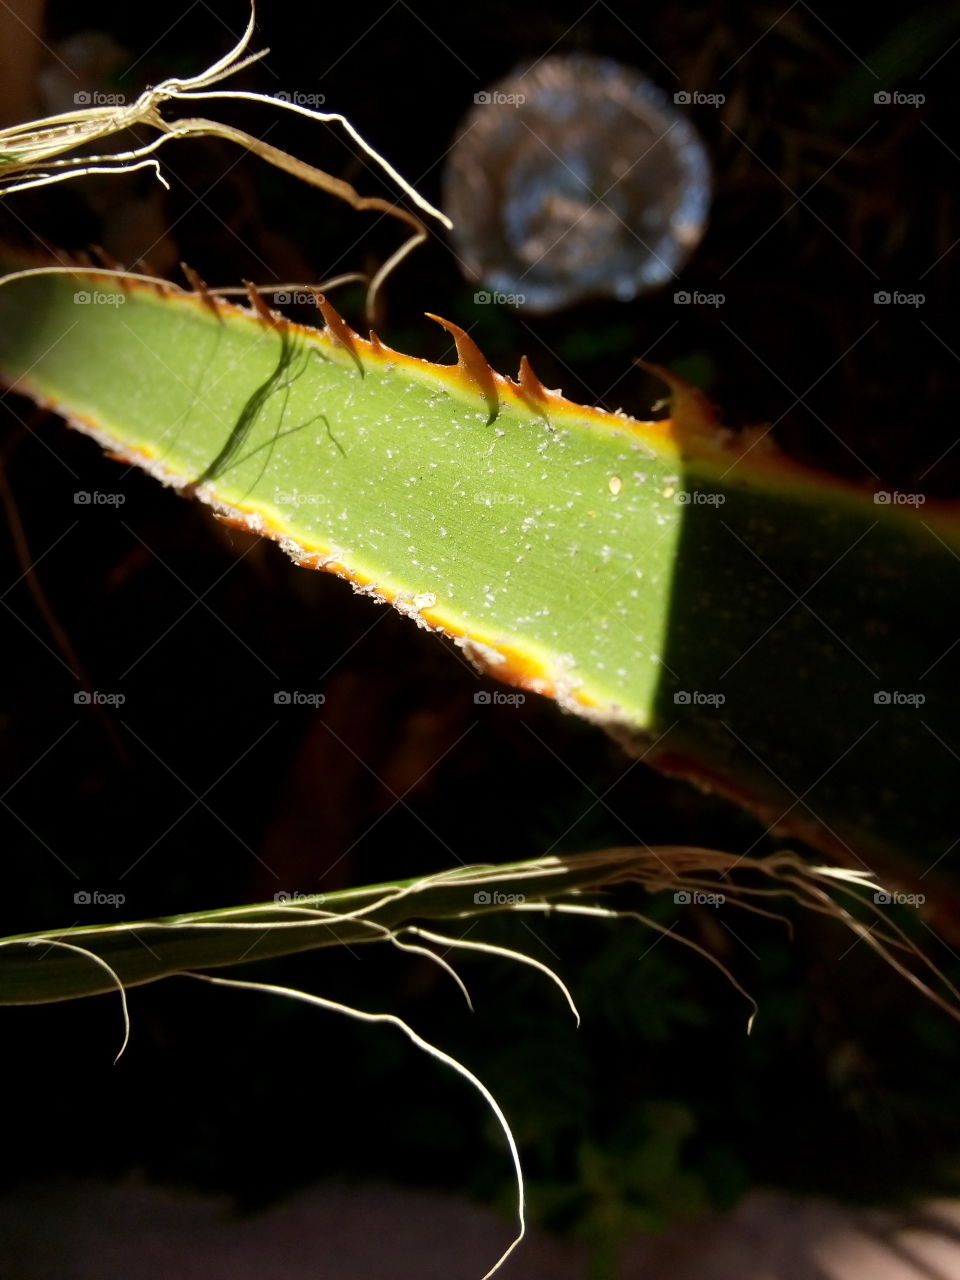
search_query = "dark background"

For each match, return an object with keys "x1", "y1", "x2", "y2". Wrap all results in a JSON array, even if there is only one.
[{"x1": 1, "y1": 0, "x2": 960, "y2": 1269}]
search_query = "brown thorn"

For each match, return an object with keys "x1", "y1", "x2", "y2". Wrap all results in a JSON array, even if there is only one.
[
  {"x1": 313, "y1": 291, "x2": 363, "y2": 377},
  {"x1": 244, "y1": 279, "x2": 281, "y2": 327},
  {"x1": 181, "y1": 262, "x2": 223, "y2": 321},
  {"x1": 634, "y1": 359, "x2": 720, "y2": 440},
  {"x1": 367, "y1": 330, "x2": 399, "y2": 360},
  {"x1": 88, "y1": 244, "x2": 125, "y2": 272},
  {"x1": 516, "y1": 355, "x2": 555, "y2": 430},
  {"x1": 425, "y1": 314, "x2": 499, "y2": 424},
  {"x1": 129, "y1": 256, "x2": 166, "y2": 294}
]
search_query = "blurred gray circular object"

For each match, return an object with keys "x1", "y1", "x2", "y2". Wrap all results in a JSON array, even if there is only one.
[{"x1": 443, "y1": 56, "x2": 711, "y2": 311}]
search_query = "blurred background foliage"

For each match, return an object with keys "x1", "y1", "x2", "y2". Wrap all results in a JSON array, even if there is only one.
[{"x1": 1, "y1": 0, "x2": 959, "y2": 1269}]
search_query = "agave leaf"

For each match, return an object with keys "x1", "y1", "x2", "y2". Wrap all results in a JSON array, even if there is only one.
[{"x1": 0, "y1": 265, "x2": 957, "y2": 880}]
